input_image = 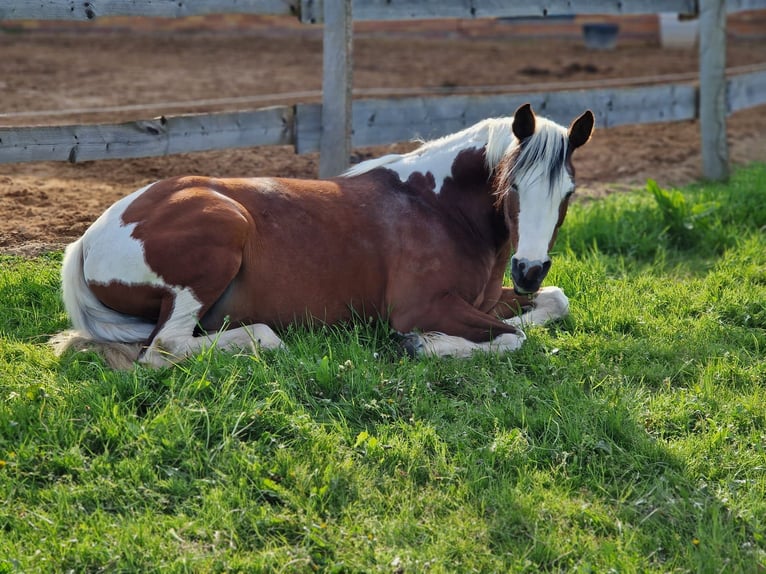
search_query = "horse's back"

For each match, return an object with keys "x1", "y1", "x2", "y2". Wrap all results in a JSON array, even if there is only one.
[{"x1": 79, "y1": 175, "x2": 394, "y2": 330}]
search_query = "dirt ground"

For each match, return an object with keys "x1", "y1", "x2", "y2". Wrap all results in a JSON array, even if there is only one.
[{"x1": 1, "y1": 15, "x2": 765, "y2": 255}]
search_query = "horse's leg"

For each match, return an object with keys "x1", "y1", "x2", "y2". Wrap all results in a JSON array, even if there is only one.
[
  {"x1": 394, "y1": 293, "x2": 526, "y2": 358},
  {"x1": 401, "y1": 330, "x2": 527, "y2": 358},
  {"x1": 126, "y1": 189, "x2": 288, "y2": 367},
  {"x1": 504, "y1": 286, "x2": 569, "y2": 327},
  {"x1": 184, "y1": 323, "x2": 284, "y2": 357},
  {"x1": 134, "y1": 246, "x2": 283, "y2": 367},
  {"x1": 138, "y1": 284, "x2": 284, "y2": 368},
  {"x1": 148, "y1": 324, "x2": 284, "y2": 367},
  {"x1": 487, "y1": 288, "x2": 535, "y2": 320},
  {"x1": 137, "y1": 287, "x2": 204, "y2": 367}
]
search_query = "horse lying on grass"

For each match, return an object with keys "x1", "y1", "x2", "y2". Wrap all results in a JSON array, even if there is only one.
[{"x1": 52, "y1": 103, "x2": 593, "y2": 369}]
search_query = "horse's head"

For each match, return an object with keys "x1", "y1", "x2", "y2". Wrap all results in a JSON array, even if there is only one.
[{"x1": 495, "y1": 103, "x2": 594, "y2": 294}]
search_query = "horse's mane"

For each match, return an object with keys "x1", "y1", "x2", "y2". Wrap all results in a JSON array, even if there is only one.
[
  {"x1": 495, "y1": 117, "x2": 570, "y2": 199},
  {"x1": 342, "y1": 115, "x2": 571, "y2": 202},
  {"x1": 341, "y1": 117, "x2": 516, "y2": 178},
  {"x1": 341, "y1": 153, "x2": 404, "y2": 177}
]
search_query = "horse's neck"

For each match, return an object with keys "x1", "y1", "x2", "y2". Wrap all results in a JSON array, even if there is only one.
[
  {"x1": 387, "y1": 125, "x2": 511, "y2": 248},
  {"x1": 345, "y1": 119, "x2": 513, "y2": 195}
]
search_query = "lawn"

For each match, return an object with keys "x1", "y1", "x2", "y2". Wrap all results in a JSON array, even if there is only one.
[{"x1": 1, "y1": 164, "x2": 765, "y2": 572}]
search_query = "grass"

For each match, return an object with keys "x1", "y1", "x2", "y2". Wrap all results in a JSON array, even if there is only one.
[{"x1": 1, "y1": 163, "x2": 765, "y2": 572}]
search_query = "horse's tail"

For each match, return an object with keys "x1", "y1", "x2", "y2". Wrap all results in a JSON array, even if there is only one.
[{"x1": 51, "y1": 238, "x2": 153, "y2": 369}]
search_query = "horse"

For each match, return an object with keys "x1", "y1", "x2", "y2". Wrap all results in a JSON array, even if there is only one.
[{"x1": 52, "y1": 103, "x2": 594, "y2": 369}]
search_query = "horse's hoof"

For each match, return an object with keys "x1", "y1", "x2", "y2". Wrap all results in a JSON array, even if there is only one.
[{"x1": 397, "y1": 332, "x2": 423, "y2": 357}]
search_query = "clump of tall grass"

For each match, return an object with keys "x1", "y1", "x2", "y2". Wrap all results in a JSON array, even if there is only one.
[{"x1": 558, "y1": 163, "x2": 766, "y2": 259}]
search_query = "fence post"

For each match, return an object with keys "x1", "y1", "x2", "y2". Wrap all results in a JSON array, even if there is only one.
[
  {"x1": 698, "y1": 0, "x2": 729, "y2": 180},
  {"x1": 319, "y1": 0, "x2": 353, "y2": 178}
]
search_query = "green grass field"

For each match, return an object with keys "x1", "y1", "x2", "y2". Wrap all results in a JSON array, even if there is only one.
[{"x1": 1, "y1": 164, "x2": 765, "y2": 572}]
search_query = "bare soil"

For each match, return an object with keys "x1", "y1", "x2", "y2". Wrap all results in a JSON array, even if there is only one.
[{"x1": 1, "y1": 16, "x2": 765, "y2": 255}]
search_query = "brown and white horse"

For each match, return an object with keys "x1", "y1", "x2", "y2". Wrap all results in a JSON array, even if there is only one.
[{"x1": 53, "y1": 103, "x2": 593, "y2": 369}]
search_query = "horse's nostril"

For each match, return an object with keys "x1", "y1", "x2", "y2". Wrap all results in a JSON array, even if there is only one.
[
  {"x1": 517, "y1": 261, "x2": 526, "y2": 272},
  {"x1": 542, "y1": 260, "x2": 551, "y2": 274}
]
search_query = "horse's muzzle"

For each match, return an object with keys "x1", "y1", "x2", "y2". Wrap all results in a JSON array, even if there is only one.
[{"x1": 512, "y1": 256, "x2": 552, "y2": 295}]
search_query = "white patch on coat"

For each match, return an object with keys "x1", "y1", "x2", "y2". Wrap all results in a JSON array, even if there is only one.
[
  {"x1": 343, "y1": 118, "x2": 516, "y2": 194},
  {"x1": 505, "y1": 286, "x2": 570, "y2": 327},
  {"x1": 412, "y1": 328, "x2": 527, "y2": 358},
  {"x1": 242, "y1": 177, "x2": 282, "y2": 194},
  {"x1": 81, "y1": 184, "x2": 165, "y2": 288},
  {"x1": 60, "y1": 184, "x2": 169, "y2": 343}
]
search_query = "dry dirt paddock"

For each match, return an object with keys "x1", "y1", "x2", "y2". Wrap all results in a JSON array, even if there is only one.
[{"x1": 1, "y1": 14, "x2": 765, "y2": 254}]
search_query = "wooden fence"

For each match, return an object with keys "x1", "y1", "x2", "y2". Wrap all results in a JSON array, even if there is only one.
[{"x1": 2, "y1": 0, "x2": 766, "y2": 180}]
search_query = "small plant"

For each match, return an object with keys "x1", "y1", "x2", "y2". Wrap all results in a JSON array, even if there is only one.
[{"x1": 647, "y1": 179, "x2": 719, "y2": 249}]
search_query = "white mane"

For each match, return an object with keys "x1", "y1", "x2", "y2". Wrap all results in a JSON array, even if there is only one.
[
  {"x1": 341, "y1": 113, "x2": 572, "y2": 208},
  {"x1": 342, "y1": 117, "x2": 516, "y2": 179},
  {"x1": 496, "y1": 116, "x2": 571, "y2": 197}
]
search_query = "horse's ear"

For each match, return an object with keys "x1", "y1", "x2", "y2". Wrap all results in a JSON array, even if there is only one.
[
  {"x1": 569, "y1": 110, "x2": 594, "y2": 150},
  {"x1": 512, "y1": 103, "x2": 535, "y2": 141}
]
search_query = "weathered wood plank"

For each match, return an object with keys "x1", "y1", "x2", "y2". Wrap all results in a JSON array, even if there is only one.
[
  {"x1": 4, "y1": 0, "x2": 758, "y2": 24},
  {"x1": 0, "y1": 107, "x2": 294, "y2": 164},
  {"x1": 726, "y1": 0, "x2": 766, "y2": 12},
  {"x1": 4, "y1": 74, "x2": 762, "y2": 164},
  {"x1": 296, "y1": 84, "x2": 697, "y2": 152},
  {"x1": 0, "y1": 0, "x2": 299, "y2": 21},
  {"x1": 300, "y1": 0, "x2": 698, "y2": 23},
  {"x1": 319, "y1": 0, "x2": 353, "y2": 178},
  {"x1": 727, "y1": 70, "x2": 766, "y2": 112},
  {"x1": 699, "y1": 0, "x2": 729, "y2": 181}
]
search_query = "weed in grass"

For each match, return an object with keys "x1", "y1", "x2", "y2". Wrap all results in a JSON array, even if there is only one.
[{"x1": 647, "y1": 178, "x2": 721, "y2": 249}]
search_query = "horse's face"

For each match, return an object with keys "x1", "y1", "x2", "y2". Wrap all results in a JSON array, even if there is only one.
[{"x1": 500, "y1": 104, "x2": 594, "y2": 294}]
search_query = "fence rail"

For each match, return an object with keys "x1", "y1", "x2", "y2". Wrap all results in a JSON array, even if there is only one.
[
  {"x1": 2, "y1": 0, "x2": 766, "y2": 179},
  {"x1": 301, "y1": 0, "x2": 701, "y2": 23},
  {"x1": 0, "y1": 107, "x2": 293, "y2": 164},
  {"x1": 3, "y1": 69, "x2": 764, "y2": 164},
  {"x1": 0, "y1": 1, "x2": 299, "y2": 21},
  {"x1": 3, "y1": 0, "x2": 764, "y2": 23}
]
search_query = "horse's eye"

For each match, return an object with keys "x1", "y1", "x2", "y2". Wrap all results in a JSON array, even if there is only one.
[
  {"x1": 565, "y1": 189, "x2": 575, "y2": 200},
  {"x1": 510, "y1": 183, "x2": 519, "y2": 193}
]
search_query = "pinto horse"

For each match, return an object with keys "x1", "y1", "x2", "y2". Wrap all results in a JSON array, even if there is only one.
[{"x1": 52, "y1": 103, "x2": 593, "y2": 369}]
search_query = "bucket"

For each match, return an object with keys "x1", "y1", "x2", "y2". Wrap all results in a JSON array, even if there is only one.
[{"x1": 582, "y1": 23, "x2": 620, "y2": 50}]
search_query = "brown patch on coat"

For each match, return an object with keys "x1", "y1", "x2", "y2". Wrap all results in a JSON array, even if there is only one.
[
  {"x1": 88, "y1": 281, "x2": 170, "y2": 322},
  {"x1": 119, "y1": 176, "x2": 252, "y2": 323}
]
